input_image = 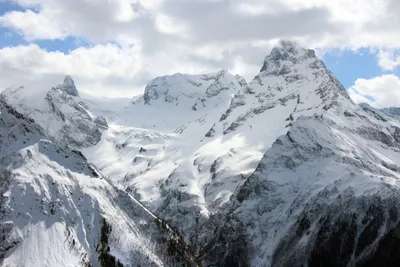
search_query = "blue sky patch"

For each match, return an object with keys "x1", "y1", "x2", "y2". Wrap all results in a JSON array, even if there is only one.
[
  {"x1": 0, "y1": 1, "x2": 26, "y2": 16},
  {"x1": 0, "y1": 1, "x2": 28, "y2": 48},
  {"x1": 0, "y1": 29, "x2": 27, "y2": 48},
  {"x1": 35, "y1": 37, "x2": 93, "y2": 53},
  {"x1": 323, "y1": 48, "x2": 394, "y2": 89}
]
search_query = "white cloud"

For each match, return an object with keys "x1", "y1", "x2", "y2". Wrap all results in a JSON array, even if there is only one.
[
  {"x1": 0, "y1": 0, "x2": 400, "y2": 100},
  {"x1": 1, "y1": 0, "x2": 142, "y2": 43},
  {"x1": 378, "y1": 50, "x2": 400, "y2": 70},
  {"x1": 154, "y1": 13, "x2": 188, "y2": 37},
  {"x1": 348, "y1": 75, "x2": 400, "y2": 108},
  {"x1": 0, "y1": 44, "x2": 146, "y2": 97},
  {"x1": 3, "y1": 0, "x2": 400, "y2": 48},
  {"x1": 0, "y1": 10, "x2": 66, "y2": 40},
  {"x1": 0, "y1": 42, "x2": 251, "y2": 97},
  {"x1": 348, "y1": 88, "x2": 374, "y2": 105}
]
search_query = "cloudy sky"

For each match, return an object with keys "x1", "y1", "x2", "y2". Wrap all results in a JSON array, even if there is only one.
[{"x1": 0, "y1": 0, "x2": 400, "y2": 107}]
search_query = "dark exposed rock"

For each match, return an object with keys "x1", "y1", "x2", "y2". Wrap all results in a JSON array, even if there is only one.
[
  {"x1": 94, "y1": 116, "x2": 108, "y2": 130},
  {"x1": 205, "y1": 124, "x2": 216, "y2": 137},
  {"x1": 357, "y1": 127, "x2": 395, "y2": 147},
  {"x1": 359, "y1": 103, "x2": 390, "y2": 122},
  {"x1": 272, "y1": 191, "x2": 400, "y2": 267},
  {"x1": 360, "y1": 221, "x2": 400, "y2": 267},
  {"x1": 198, "y1": 215, "x2": 250, "y2": 267},
  {"x1": 0, "y1": 171, "x2": 16, "y2": 261},
  {"x1": 57, "y1": 75, "x2": 80, "y2": 97},
  {"x1": 394, "y1": 126, "x2": 400, "y2": 143},
  {"x1": 308, "y1": 214, "x2": 357, "y2": 267},
  {"x1": 97, "y1": 219, "x2": 124, "y2": 267},
  {"x1": 344, "y1": 110, "x2": 355, "y2": 117}
]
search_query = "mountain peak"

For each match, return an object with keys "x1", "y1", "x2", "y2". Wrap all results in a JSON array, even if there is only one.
[
  {"x1": 57, "y1": 75, "x2": 79, "y2": 97},
  {"x1": 64, "y1": 75, "x2": 74, "y2": 86},
  {"x1": 260, "y1": 40, "x2": 317, "y2": 74},
  {"x1": 142, "y1": 70, "x2": 240, "y2": 105}
]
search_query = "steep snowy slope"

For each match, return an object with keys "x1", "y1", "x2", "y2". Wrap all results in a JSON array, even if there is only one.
[
  {"x1": 0, "y1": 100, "x2": 199, "y2": 266},
  {"x1": 1, "y1": 76, "x2": 108, "y2": 148}
]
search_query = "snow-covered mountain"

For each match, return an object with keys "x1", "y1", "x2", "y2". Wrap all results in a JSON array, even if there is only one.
[
  {"x1": 199, "y1": 104, "x2": 400, "y2": 266},
  {"x1": 191, "y1": 43, "x2": 400, "y2": 266},
  {"x1": 3, "y1": 40, "x2": 400, "y2": 266},
  {"x1": 0, "y1": 100, "x2": 199, "y2": 266},
  {"x1": 1, "y1": 76, "x2": 108, "y2": 148}
]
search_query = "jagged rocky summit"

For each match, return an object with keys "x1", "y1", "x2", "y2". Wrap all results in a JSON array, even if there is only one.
[
  {"x1": 1, "y1": 75, "x2": 108, "y2": 148},
  {"x1": 58, "y1": 75, "x2": 80, "y2": 97},
  {"x1": 2, "y1": 40, "x2": 400, "y2": 266}
]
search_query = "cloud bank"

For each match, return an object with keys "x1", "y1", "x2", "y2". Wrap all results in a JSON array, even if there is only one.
[{"x1": 0, "y1": 0, "x2": 399, "y2": 104}]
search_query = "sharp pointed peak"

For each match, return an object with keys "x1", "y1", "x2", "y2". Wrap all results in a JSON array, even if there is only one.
[
  {"x1": 271, "y1": 40, "x2": 316, "y2": 57},
  {"x1": 63, "y1": 75, "x2": 75, "y2": 86},
  {"x1": 58, "y1": 75, "x2": 79, "y2": 97},
  {"x1": 260, "y1": 40, "x2": 319, "y2": 74},
  {"x1": 217, "y1": 68, "x2": 229, "y2": 75}
]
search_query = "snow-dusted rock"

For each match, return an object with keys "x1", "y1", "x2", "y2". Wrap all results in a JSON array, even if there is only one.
[
  {"x1": 381, "y1": 107, "x2": 400, "y2": 121},
  {"x1": 360, "y1": 102, "x2": 400, "y2": 122},
  {"x1": 1, "y1": 76, "x2": 108, "y2": 148},
  {"x1": 142, "y1": 69, "x2": 239, "y2": 105},
  {"x1": 57, "y1": 75, "x2": 80, "y2": 97}
]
